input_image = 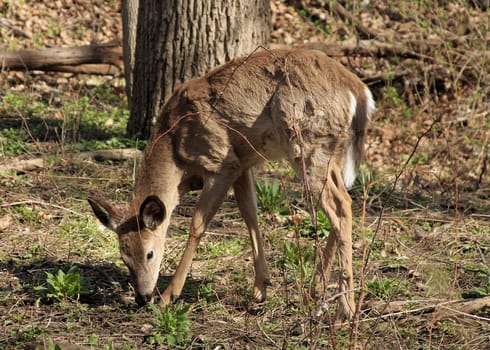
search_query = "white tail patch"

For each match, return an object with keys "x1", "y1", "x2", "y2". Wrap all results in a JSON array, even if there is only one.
[
  {"x1": 342, "y1": 92, "x2": 359, "y2": 189},
  {"x1": 342, "y1": 143, "x2": 357, "y2": 189},
  {"x1": 366, "y1": 87, "x2": 376, "y2": 117},
  {"x1": 342, "y1": 88, "x2": 375, "y2": 189}
]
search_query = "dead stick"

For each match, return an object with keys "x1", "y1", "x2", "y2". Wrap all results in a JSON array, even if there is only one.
[
  {"x1": 0, "y1": 148, "x2": 142, "y2": 173},
  {"x1": 332, "y1": 2, "x2": 378, "y2": 39}
]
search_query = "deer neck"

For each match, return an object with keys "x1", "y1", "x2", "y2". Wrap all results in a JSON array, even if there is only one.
[{"x1": 132, "y1": 140, "x2": 183, "y2": 216}]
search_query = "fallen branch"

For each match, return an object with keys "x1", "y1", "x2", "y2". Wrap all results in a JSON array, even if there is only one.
[
  {"x1": 0, "y1": 18, "x2": 32, "y2": 40},
  {"x1": 432, "y1": 296, "x2": 490, "y2": 321},
  {"x1": 72, "y1": 148, "x2": 142, "y2": 162},
  {"x1": 0, "y1": 200, "x2": 84, "y2": 217},
  {"x1": 0, "y1": 43, "x2": 123, "y2": 72},
  {"x1": 288, "y1": 0, "x2": 378, "y2": 39},
  {"x1": 330, "y1": 1, "x2": 378, "y2": 39},
  {"x1": 366, "y1": 296, "x2": 490, "y2": 321},
  {"x1": 33, "y1": 63, "x2": 121, "y2": 75},
  {"x1": 0, "y1": 148, "x2": 142, "y2": 173},
  {"x1": 276, "y1": 39, "x2": 434, "y2": 61}
]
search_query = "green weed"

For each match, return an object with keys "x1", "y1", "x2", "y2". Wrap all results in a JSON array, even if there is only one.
[
  {"x1": 461, "y1": 281, "x2": 490, "y2": 299},
  {"x1": 146, "y1": 303, "x2": 192, "y2": 347},
  {"x1": 381, "y1": 86, "x2": 403, "y2": 107},
  {"x1": 1, "y1": 91, "x2": 48, "y2": 117},
  {"x1": 198, "y1": 283, "x2": 216, "y2": 302},
  {"x1": 366, "y1": 277, "x2": 409, "y2": 300},
  {"x1": 282, "y1": 240, "x2": 315, "y2": 283},
  {"x1": 0, "y1": 128, "x2": 33, "y2": 156},
  {"x1": 200, "y1": 237, "x2": 245, "y2": 259},
  {"x1": 56, "y1": 214, "x2": 119, "y2": 260},
  {"x1": 34, "y1": 265, "x2": 90, "y2": 302},
  {"x1": 36, "y1": 339, "x2": 63, "y2": 350},
  {"x1": 13, "y1": 204, "x2": 40, "y2": 225},
  {"x1": 256, "y1": 179, "x2": 288, "y2": 215},
  {"x1": 14, "y1": 325, "x2": 45, "y2": 344},
  {"x1": 294, "y1": 210, "x2": 331, "y2": 238},
  {"x1": 87, "y1": 334, "x2": 115, "y2": 350},
  {"x1": 63, "y1": 96, "x2": 128, "y2": 137}
]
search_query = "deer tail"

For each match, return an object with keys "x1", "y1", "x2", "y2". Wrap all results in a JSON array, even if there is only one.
[{"x1": 342, "y1": 87, "x2": 375, "y2": 189}]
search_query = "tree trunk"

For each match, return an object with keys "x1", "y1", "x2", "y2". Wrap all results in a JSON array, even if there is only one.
[
  {"x1": 122, "y1": 0, "x2": 139, "y2": 108},
  {"x1": 126, "y1": 0, "x2": 271, "y2": 139}
]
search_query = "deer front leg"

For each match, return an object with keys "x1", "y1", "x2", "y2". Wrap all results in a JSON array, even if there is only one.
[
  {"x1": 160, "y1": 174, "x2": 235, "y2": 305},
  {"x1": 233, "y1": 169, "x2": 270, "y2": 302}
]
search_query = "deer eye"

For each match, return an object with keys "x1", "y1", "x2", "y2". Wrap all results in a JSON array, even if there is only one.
[{"x1": 146, "y1": 251, "x2": 154, "y2": 260}]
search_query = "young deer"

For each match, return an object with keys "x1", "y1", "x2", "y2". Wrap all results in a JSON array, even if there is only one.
[{"x1": 88, "y1": 49, "x2": 375, "y2": 320}]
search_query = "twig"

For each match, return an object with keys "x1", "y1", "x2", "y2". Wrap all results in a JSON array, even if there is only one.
[
  {"x1": 330, "y1": 2, "x2": 378, "y2": 40},
  {"x1": 360, "y1": 116, "x2": 441, "y2": 347},
  {"x1": 0, "y1": 200, "x2": 83, "y2": 217},
  {"x1": 257, "y1": 320, "x2": 281, "y2": 349},
  {"x1": 0, "y1": 18, "x2": 32, "y2": 39},
  {"x1": 0, "y1": 148, "x2": 142, "y2": 173},
  {"x1": 475, "y1": 144, "x2": 488, "y2": 190},
  {"x1": 345, "y1": 297, "x2": 490, "y2": 326}
]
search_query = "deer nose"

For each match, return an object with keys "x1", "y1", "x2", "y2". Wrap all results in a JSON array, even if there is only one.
[{"x1": 135, "y1": 293, "x2": 153, "y2": 307}]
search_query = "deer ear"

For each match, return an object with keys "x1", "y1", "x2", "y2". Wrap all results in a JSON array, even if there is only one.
[
  {"x1": 87, "y1": 197, "x2": 120, "y2": 231},
  {"x1": 140, "y1": 196, "x2": 166, "y2": 230}
]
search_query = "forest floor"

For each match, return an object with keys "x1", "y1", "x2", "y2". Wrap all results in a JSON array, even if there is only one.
[{"x1": 0, "y1": 1, "x2": 489, "y2": 349}]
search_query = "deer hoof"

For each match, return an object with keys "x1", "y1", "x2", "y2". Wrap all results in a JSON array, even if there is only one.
[{"x1": 253, "y1": 285, "x2": 267, "y2": 302}]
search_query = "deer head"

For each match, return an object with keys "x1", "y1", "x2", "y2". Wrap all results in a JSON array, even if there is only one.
[{"x1": 88, "y1": 195, "x2": 168, "y2": 306}]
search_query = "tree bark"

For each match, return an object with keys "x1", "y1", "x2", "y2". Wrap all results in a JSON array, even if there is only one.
[
  {"x1": 126, "y1": 0, "x2": 271, "y2": 139},
  {"x1": 122, "y1": 0, "x2": 139, "y2": 107}
]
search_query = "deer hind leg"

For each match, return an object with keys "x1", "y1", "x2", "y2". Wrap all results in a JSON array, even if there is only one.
[
  {"x1": 160, "y1": 172, "x2": 237, "y2": 306},
  {"x1": 311, "y1": 163, "x2": 355, "y2": 320},
  {"x1": 233, "y1": 169, "x2": 270, "y2": 302}
]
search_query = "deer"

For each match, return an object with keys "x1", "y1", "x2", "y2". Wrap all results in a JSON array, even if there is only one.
[{"x1": 87, "y1": 49, "x2": 375, "y2": 320}]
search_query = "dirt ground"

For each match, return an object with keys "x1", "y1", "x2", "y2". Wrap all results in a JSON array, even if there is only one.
[{"x1": 0, "y1": 1, "x2": 489, "y2": 349}]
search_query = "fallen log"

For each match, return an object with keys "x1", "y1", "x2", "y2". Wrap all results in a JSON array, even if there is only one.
[{"x1": 0, "y1": 43, "x2": 123, "y2": 73}]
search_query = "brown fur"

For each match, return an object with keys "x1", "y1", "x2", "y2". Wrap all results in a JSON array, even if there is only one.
[{"x1": 88, "y1": 49, "x2": 375, "y2": 320}]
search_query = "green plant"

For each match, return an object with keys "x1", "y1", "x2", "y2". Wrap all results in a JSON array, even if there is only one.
[
  {"x1": 36, "y1": 339, "x2": 63, "y2": 350},
  {"x1": 461, "y1": 281, "x2": 490, "y2": 299},
  {"x1": 282, "y1": 240, "x2": 315, "y2": 283},
  {"x1": 0, "y1": 128, "x2": 33, "y2": 156},
  {"x1": 146, "y1": 303, "x2": 192, "y2": 347},
  {"x1": 14, "y1": 325, "x2": 44, "y2": 343},
  {"x1": 87, "y1": 334, "x2": 115, "y2": 350},
  {"x1": 198, "y1": 283, "x2": 216, "y2": 303},
  {"x1": 201, "y1": 237, "x2": 244, "y2": 259},
  {"x1": 256, "y1": 179, "x2": 288, "y2": 215},
  {"x1": 14, "y1": 204, "x2": 39, "y2": 225},
  {"x1": 381, "y1": 86, "x2": 403, "y2": 107},
  {"x1": 295, "y1": 210, "x2": 331, "y2": 238},
  {"x1": 34, "y1": 265, "x2": 90, "y2": 302},
  {"x1": 366, "y1": 277, "x2": 409, "y2": 300}
]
